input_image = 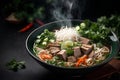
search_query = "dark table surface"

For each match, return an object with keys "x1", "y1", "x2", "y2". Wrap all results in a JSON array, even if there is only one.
[{"x1": 0, "y1": 19, "x2": 55, "y2": 80}]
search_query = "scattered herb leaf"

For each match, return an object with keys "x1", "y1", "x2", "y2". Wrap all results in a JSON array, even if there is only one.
[{"x1": 6, "y1": 59, "x2": 26, "y2": 72}]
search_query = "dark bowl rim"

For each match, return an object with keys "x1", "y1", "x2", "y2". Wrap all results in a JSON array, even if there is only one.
[{"x1": 26, "y1": 19, "x2": 120, "y2": 70}]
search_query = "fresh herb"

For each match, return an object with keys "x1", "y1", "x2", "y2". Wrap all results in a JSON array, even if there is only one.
[
  {"x1": 96, "y1": 15, "x2": 120, "y2": 59},
  {"x1": 97, "y1": 15, "x2": 120, "y2": 39},
  {"x1": 76, "y1": 15, "x2": 120, "y2": 60},
  {"x1": 1, "y1": 0, "x2": 54, "y2": 22},
  {"x1": 35, "y1": 29, "x2": 55, "y2": 48},
  {"x1": 76, "y1": 19, "x2": 111, "y2": 44},
  {"x1": 46, "y1": 56, "x2": 66, "y2": 67},
  {"x1": 2, "y1": 0, "x2": 35, "y2": 22},
  {"x1": 6, "y1": 59, "x2": 26, "y2": 72}
]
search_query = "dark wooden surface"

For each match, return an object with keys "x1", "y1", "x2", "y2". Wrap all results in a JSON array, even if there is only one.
[{"x1": 85, "y1": 59, "x2": 120, "y2": 80}]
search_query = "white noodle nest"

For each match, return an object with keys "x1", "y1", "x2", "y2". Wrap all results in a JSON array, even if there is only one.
[{"x1": 55, "y1": 27, "x2": 80, "y2": 41}]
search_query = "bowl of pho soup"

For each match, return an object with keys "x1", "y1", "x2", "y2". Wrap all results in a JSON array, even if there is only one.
[{"x1": 26, "y1": 20, "x2": 119, "y2": 75}]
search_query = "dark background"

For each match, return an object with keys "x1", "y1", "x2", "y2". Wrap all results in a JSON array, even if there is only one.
[
  {"x1": 82, "y1": 0, "x2": 120, "y2": 20},
  {"x1": 0, "y1": 0, "x2": 120, "y2": 80}
]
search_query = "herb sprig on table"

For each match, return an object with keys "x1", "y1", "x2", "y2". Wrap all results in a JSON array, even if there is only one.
[{"x1": 6, "y1": 59, "x2": 26, "y2": 72}]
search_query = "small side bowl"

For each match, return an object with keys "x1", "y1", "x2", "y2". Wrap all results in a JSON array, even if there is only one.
[{"x1": 26, "y1": 20, "x2": 120, "y2": 76}]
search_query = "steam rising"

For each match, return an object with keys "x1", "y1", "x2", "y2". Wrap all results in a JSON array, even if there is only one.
[{"x1": 51, "y1": 0, "x2": 86, "y2": 27}]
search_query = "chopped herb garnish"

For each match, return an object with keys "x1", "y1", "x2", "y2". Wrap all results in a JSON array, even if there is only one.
[{"x1": 6, "y1": 59, "x2": 26, "y2": 72}]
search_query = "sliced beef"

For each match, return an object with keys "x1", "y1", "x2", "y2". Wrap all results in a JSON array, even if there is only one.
[
  {"x1": 67, "y1": 56, "x2": 77, "y2": 63},
  {"x1": 80, "y1": 37, "x2": 90, "y2": 44},
  {"x1": 57, "y1": 50, "x2": 67, "y2": 61},
  {"x1": 49, "y1": 47, "x2": 60, "y2": 55},
  {"x1": 47, "y1": 42, "x2": 60, "y2": 47},
  {"x1": 88, "y1": 51, "x2": 95, "y2": 58},
  {"x1": 74, "y1": 46, "x2": 82, "y2": 58},
  {"x1": 81, "y1": 44, "x2": 93, "y2": 55}
]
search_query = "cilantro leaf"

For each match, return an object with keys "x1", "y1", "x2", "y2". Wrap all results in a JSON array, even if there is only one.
[{"x1": 6, "y1": 59, "x2": 26, "y2": 72}]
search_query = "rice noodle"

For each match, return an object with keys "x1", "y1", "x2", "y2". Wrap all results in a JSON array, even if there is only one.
[
  {"x1": 94, "y1": 47, "x2": 109, "y2": 61},
  {"x1": 55, "y1": 26, "x2": 80, "y2": 41}
]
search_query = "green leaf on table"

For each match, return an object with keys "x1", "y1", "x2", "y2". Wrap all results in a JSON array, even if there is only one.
[{"x1": 6, "y1": 59, "x2": 26, "y2": 72}]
